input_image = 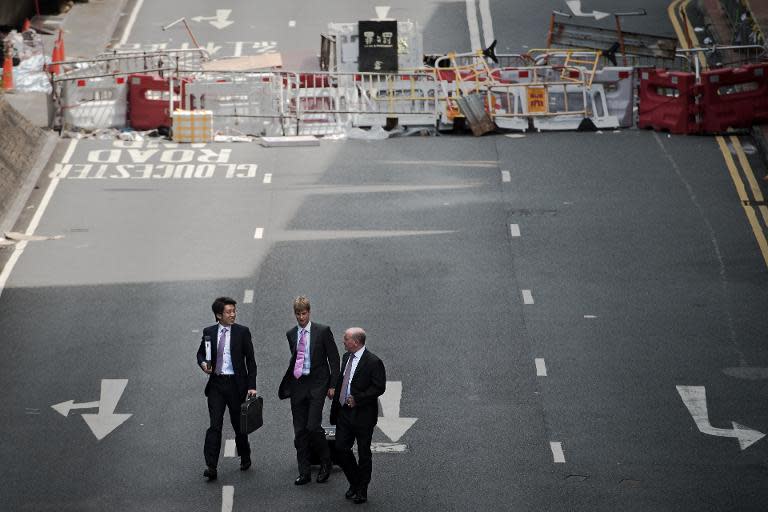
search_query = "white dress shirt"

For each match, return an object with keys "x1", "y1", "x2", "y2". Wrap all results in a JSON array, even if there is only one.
[{"x1": 218, "y1": 324, "x2": 234, "y2": 375}]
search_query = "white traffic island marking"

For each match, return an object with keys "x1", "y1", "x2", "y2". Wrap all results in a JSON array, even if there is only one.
[
  {"x1": 372, "y1": 381, "x2": 417, "y2": 453},
  {"x1": 52, "y1": 379, "x2": 132, "y2": 440},
  {"x1": 565, "y1": 0, "x2": 610, "y2": 20},
  {"x1": 192, "y1": 9, "x2": 234, "y2": 29},
  {"x1": 676, "y1": 385, "x2": 765, "y2": 450}
]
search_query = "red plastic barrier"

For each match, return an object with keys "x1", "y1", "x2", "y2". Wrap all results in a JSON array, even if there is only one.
[
  {"x1": 127, "y1": 74, "x2": 187, "y2": 130},
  {"x1": 638, "y1": 69, "x2": 701, "y2": 134},
  {"x1": 699, "y1": 63, "x2": 768, "y2": 133}
]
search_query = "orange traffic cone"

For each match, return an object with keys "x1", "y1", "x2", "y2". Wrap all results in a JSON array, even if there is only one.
[
  {"x1": 22, "y1": 19, "x2": 31, "y2": 32},
  {"x1": 50, "y1": 40, "x2": 61, "y2": 75},
  {"x1": 2, "y1": 54, "x2": 13, "y2": 91},
  {"x1": 57, "y1": 29, "x2": 66, "y2": 61}
]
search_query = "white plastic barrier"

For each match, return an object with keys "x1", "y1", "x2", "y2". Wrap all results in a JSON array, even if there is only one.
[
  {"x1": 592, "y1": 67, "x2": 635, "y2": 128},
  {"x1": 59, "y1": 76, "x2": 128, "y2": 130},
  {"x1": 531, "y1": 83, "x2": 619, "y2": 131}
]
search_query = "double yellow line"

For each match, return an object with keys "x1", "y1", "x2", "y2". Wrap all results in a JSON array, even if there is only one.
[{"x1": 668, "y1": 0, "x2": 768, "y2": 268}]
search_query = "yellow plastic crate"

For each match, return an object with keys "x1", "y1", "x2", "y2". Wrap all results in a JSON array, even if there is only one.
[{"x1": 172, "y1": 109, "x2": 213, "y2": 142}]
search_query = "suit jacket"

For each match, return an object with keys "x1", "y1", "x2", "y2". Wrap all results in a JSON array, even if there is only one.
[
  {"x1": 278, "y1": 322, "x2": 340, "y2": 400},
  {"x1": 196, "y1": 323, "x2": 257, "y2": 400},
  {"x1": 330, "y1": 348, "x2": 386, "y2": 427}
]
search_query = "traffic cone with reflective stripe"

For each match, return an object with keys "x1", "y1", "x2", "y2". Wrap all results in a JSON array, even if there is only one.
[{"x1": 2, "y1": 53, "x2": 13, "y2": 91}]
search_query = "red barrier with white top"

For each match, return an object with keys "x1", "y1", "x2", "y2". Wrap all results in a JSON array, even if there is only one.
[{"x1": 127, "y1": 74, "x2": 187, "y2": 130}]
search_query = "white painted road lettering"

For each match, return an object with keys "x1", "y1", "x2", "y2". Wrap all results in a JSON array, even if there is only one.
[
  {"x1": 52, "y1": 379, "x2": 132, "y2": 440},
  {"x1": 676, "y1": 385, "x2": 765, "y2": 450},
  {"x1": 254, "y1": 228, "x2": 264, "y2": 239},
  {"x1": 501, "y1": 170, "x2": 511, "y2": 182},
  {"x1": 243, "y1": 290, "x2": 254, "y2": 304},
  {"x1": 51, "y1": 163, "x2": 258, "y2": 180},
  {"x1": 535, "y1": 358, "x2": 547, "y2": 376},
  {"x1": 510, "y1": 224, "x2": 521, "y2": 237},
  {"x1": 191, "y1": 9, "x2": 234, "y2": 29},
  {"x1": 263, "y1": 173, "x2": 272, "y2": 184}
]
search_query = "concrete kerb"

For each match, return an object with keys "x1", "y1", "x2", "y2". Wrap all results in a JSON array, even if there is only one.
[{"x1": 0, "y1": 94, "x2": 58, "y2": 237}]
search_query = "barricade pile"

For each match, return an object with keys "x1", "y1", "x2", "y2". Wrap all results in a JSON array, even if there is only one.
[{"x1": 48, "y1": 44, "x2": 767, "y2": 138}]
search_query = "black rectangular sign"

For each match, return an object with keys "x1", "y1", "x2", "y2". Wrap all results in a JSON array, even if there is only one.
[{"x1": 358, "y1": 20, "x2": 398, "y2": 73}]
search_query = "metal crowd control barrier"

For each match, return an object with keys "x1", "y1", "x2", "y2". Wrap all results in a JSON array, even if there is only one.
[
  {"x1": 183, "y1": 72, "x2": 294, "y2": 136},
  {"x1": 59, "y1": 76, "x2": 128, "y2": 130}
]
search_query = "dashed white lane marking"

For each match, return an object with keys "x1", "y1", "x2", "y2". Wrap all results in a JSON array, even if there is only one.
[
  {"x1": 224, "y1": 439, "x2": 236, "y2": 457},
  {"x1": 263, "y1": 173, "x2": 272, "y2": 184},
  {"x1": 510, "y1": 224, "x2": 520, "y2": 237},
  {"x1": 584, "y1": 315, "x2": 598, "y2": 319},
  {"x1": 550, "y1": 442, "x2": 565, "y2": 463},
  {"x1": 254, "y1": 227, "x2": 264, "y2": 239},
  {"x1": 522, "y1": 289, "x2": 534, "y2": 304},
  {"x1": 289, "y1": 20, "x2": 296, "y2": 27},
  {"x1": 501, "y1": 170, "x2": 511, "y2": 182},
  {"x1": 0, "y1": 139, "x2": 78, "y2": 300},
  {"x1": 221, "y1": 486, "x2": 234, "y2": 512},
  {"x1": 465, "y1": 0, "x2": 481, "y2": 51},
  {"x1": 243, "y1": 289, "x2": 254, "y2": 304},
  {"x1": 535, "y1": 358, "x2": 547, "y2": 376}
]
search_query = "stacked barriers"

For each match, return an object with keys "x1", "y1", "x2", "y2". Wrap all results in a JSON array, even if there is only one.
[{"x1": 638, "y1": 62, "x2": 768, "y2": 134}]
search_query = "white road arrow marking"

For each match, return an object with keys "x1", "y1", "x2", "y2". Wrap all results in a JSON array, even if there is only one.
[
  {"x1": 191, "y1": 9, "x2": 234, "y2": 30},
  {"x1": 676, "y1": 385, "x2": 765, "y2": 451},
  {"x1": 377, "y1": 381, "x2": 417, "y2": 443},
  {"x1": 51, "y1": 400, "x2": 100, "y2": 416},
  {"x1": 565, "y1": 0, "x2": 610, "y2": 20},
  {"x1": 52, "y1": 379, "x2": 132, "y2": 441}
]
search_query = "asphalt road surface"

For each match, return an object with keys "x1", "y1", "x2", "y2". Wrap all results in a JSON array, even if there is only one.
[{"x1": 2, "y1": 1, "x2": 768, "y2": 511}]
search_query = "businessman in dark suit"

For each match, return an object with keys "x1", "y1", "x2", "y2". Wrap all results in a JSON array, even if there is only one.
[
  {"x1": 278, "y1": 296, "x2": 340, "y2": 485},
  {"x1": 331, "y1": 327, "x2": 386, "y2": 504},
  {"x1": 196, "y1": 296, "x2": 257, "y2": 481}
]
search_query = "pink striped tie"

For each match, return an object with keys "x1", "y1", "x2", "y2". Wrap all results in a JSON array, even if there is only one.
[{"x1": 293, "y1": 329, "x2": 307, "y2": 379}]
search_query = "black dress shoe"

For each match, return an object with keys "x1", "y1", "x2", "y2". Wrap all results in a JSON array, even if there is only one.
[
  {"x1": 345, "y1": 486, "x2": 357, "y2": 499},
  {"x1": 353, "y1": 487, "x2": 368, "y2": 504},
  {"x1": 203, "y1": 466, "x2": 217, "y2": 481},
  {"x1": 294, "y1": 474, "x2": 311, "y2": 485},
  {"x1": 316, "y1": 463, "x2": 331, "y2": 483},
  {"x1": 240, "y1": 456, "x2": 251, "y2": 471}
]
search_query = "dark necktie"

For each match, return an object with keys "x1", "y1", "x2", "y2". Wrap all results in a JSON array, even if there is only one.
[
  {"x1": 339, "y1": 353, "x2": 355, "y2": 405},
  {"x1": 215, "y1": 327, "x2": 227, "y2": 374}
]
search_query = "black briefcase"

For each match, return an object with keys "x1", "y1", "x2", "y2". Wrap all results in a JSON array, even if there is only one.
[
  {"x1": 309, "y1": 425, "x2": 337, "y2": 466},
  {"x1": 240, "y1": 395, "x2": 263, "y2": 434}
]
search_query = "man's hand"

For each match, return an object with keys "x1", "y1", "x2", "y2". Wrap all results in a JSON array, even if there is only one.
[
  {"x1": 247, "y1": 389, "x2": 258, "y2": 397},
  {"x1": 201, "y1": 362, "x2": 212, "y2": 374},
  {"x1": 346, "y1": 396, "x2": 356, "y2": 408},
  {"x1": 327, "y1": 388, "x2": 335, "y2": 399}
]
